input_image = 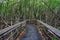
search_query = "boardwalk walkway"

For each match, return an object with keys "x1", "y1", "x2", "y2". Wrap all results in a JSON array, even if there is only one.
[{"x1": 20, "y1": 24, "x2": 42, "y2": 40}]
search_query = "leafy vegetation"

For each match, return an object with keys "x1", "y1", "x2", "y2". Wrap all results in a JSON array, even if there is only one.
[
  {"x1": 51, "y1": 35, "x2": 57, "y2": 40},
  {"x1": 0, "y1": 0, "x2": 60, "y2": 39}
]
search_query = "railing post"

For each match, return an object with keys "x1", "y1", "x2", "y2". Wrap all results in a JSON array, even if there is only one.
[
  {"x1": 37, "y1": 20, "x2": 60, "y2": 39},
  {"x1": 0, "y1": 20, "x2": 27, "y2": 40}
]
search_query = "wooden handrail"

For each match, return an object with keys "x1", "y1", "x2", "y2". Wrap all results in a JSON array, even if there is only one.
[
  {"x1": 37, "y1": 20, "x2": 60, "y2": 38},
  {"x1": 0, "y1": 20, "x2": 27, "y2": 38},
  {"x1": 0, "y1": 19, "x2": 60, "y2": 39}
]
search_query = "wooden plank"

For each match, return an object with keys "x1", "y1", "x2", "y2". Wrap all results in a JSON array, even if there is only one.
[
  {"x1": 0, "y1": 20, "x2": 27, "y2": 38},
  {"x1": 37, "y1": 20, "x2": 60, "y2": 38}
]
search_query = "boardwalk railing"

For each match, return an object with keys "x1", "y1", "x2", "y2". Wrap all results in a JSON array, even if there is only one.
[
  {"x1": 0, "y1": 19, "x2": 60, "y2": 40},
  {"x1": 0, "y1": 20, "x2": 27, "y2": 40},
  {"x1": 37, "y1": 20, "x2": 60, "y2": 39}
]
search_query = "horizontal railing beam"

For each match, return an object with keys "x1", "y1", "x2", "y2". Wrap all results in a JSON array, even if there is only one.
[
  {"x1": 37, "y1": 20, "x2": 60, "y2": 38},
  {"x1": 0, "y1": 20, "x2": 27, "y2": 38},
  {"x1": 0, "y1": 19, "x2": 60, "y2": 39}
]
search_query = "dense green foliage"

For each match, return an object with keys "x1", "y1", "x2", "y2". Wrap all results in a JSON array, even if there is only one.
[
  {"x1": 0, "y1": 0, "x2": 60, "y2": 18},
  {"x1": 0, "y1": 0, "x2": 60, "y2": 39}
]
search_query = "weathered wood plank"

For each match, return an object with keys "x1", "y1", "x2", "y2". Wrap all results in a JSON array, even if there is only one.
[{"x1": 37, "y1": 20, "x2": 60, "y2": 38}]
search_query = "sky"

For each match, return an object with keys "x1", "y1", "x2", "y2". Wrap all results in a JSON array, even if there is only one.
[{"x1": 0, "y1": 0, "x2": 3, "y2": 3}]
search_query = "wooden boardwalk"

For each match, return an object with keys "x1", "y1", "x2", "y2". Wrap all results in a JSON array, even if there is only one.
[{"x1": 20, "y1": 24, "x2": 43, "y2": 40}]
